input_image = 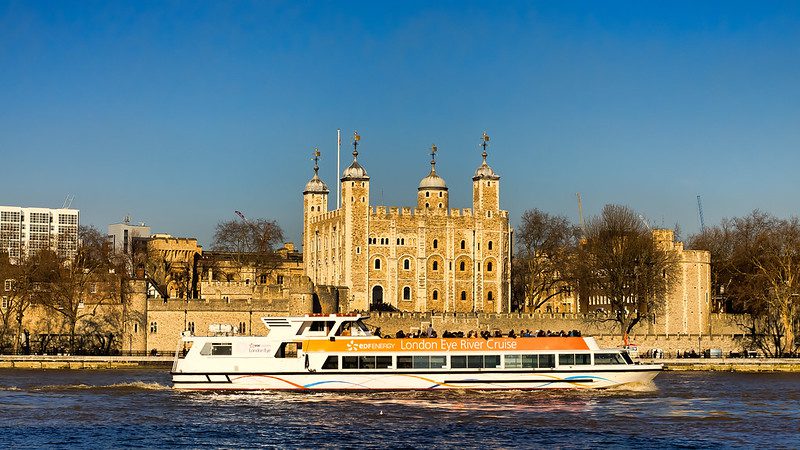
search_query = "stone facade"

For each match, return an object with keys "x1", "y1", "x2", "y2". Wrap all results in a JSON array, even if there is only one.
[
  {"x1": 303, "y1": 136, "x2": 511, "y2": 313},
  {"x1": 578, "y1": 228, "x2": 711, "y2": 335}
]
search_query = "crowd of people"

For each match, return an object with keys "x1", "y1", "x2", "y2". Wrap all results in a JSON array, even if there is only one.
[{"x1": 382, "y1": 327, "x2": 582, "y2": 339}]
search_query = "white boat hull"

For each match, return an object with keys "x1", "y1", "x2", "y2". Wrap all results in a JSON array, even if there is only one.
[{"x1": 172, "y1": 366, "x2": 660, "y2": 391}]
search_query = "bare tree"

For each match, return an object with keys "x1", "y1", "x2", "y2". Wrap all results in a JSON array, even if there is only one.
[
  {"x1": 211, "y1": 218, "x2": 285, "y2": 283},
  {"x1": 574, "y1": 205, "x2": 679, "y2": 342},
  {"x1": 690, "y1": 211, "x2": 800, "y2": 356},
  {"x1": 39, "y1": 226, "x2": 128, "y2": 354},
  {"x1": 512, "y1": 209, "x2": 579, "y2": 312}
]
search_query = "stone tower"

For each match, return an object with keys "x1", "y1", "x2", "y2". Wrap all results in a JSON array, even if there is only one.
[
  {"x1": 417, "y1": 144, "x2": 449, "y2": 212},
  {"x1": 303, "y1": 149, "x2": 329, "y2": 284},
  {"x1": 340, "y1": 132, "x2": 371, "y2": 310},
  {"x1": 471, "y1": 132, "x2": 505, "y2": 311}
]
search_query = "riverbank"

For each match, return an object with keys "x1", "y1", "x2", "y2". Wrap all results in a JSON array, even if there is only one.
[
  {"x1": 0, "y1": 355, "x2": 173, "y2": 369},
  {"x1": 642, "y1": 358, "x2": 800, "y2": 372}
]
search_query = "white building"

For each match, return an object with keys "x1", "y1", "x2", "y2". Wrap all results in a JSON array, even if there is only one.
[
  {"x1": 0, "y1": 206, "x2": 80, "y2": 261},
  {"x1": 108, "y1": 217, "x2": 151, "y2": 255}
]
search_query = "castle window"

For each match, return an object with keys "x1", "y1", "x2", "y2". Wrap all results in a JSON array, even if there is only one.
[
  {"x1": 403, "y1": 287, "x2": 411, "y2": 300},
  {"x1": 426, "y1": 192, "x2": 430, "y2": 197},
  {"x1": 260, "y1": 274, "x2": 267, "y2": 284},
  {"x1": 432, "y1": 290, "x2": 438, "y2": 300},
  {"x1": 488, "y1": 241, "x2": 493, "y2": 250},
  {"x1": 433, "y1": 239, "x2": 438, "y2": 249},
  {"x1": 361, "y1": 196, "x2": 365, "y2": 202},
  {"x1": 425, "y1": 203, "x2": 429, "y2": 208},
  {"x1": 487, "y1": 262, "x2": 493, "y2": 272},
  {"x1": 277, "y1": 275, "x2": 284, "y2": 284},
  {"x1": 150, "y1": 322, "x2": 157, "y2": 334},
  {"x1": 487, "y1": 181, "x2": 490, "y2": 186},
  {"x1": 487, "y1": 211, "x2": 492, "y2": 218},
  {"x1": 460, "y1": 261, "x2": 465, "y2": 271},
  {"x1": 438, "y1": 203, "x2": 442, "y2": 208},
  {"x1": 487, "y1": 291, "x2": 493, "y2": 301},
  {"x1": 461, "y1": 291, "x2": 467, "y2": 301},
  {"x1": 361, "y1": 182, "x2": 365, "y2": 187},
  {"x1": 239, "y1": 322, "x2": 246, "y2": 334},
  {"x1": 460, "y1": 240, "x2": 465, "y2": 250},
  {"x1": 438, "y1": 192, "x2": 442, "y2": 197},
  {"x1": 187, "y1": 322, "x2": 195, "y2": 333},
  {"x1": 375, "y1": 259, "x2": 381, "y2": 270},
  {"x1": 432, "y1": 261, "x2": 438, "y2": 271},
  {"x1": 404, "y1": 259, "x2": 410, "y2": 270},
  {"x1": 352, "y1": 182, "x2": 355, "y2": 187},
  {"x1": 356, "y1": 247, "x2": 361, "y2": 254},
  {"x1": 134, "y1": 323, "x2": 138, "y2": 333}
]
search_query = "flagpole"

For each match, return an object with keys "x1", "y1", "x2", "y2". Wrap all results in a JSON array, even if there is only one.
[{"x1": 337, "y1": 128, "x2": 341, "y2": 208}]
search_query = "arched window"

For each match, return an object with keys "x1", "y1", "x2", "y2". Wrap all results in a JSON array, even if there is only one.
[
  {"x1": 425, "y1": 203, "x2": 429, "y2": 208},
  {"x1": 374, "y1": 258, "x2": 381, "y2": 270},
  {"x1": 487, "y1": 291, "x2": 493, "y2": 301},
  {"x1": 488, "y1": 241, "x2": 493, "y2": 250},
  {"x1": 439, "y1": 192, "x2": 443, "y2": 197},
  {"x1": 438, "y1": 203, "x2": 442, "y2": 208},
  {"x1": 432, "y1": 261, "x2": 438, "y2": 271},
  {"x1": 460, "y1": 261, "x2": 465, "y2": 271},
  {"x1": 433, "y1": 239, "x2": 438, "y2": 249},
  {"x1": 403, "y1": 287, "x2": 411, "y2": 300},
  {"x1": 487, "y1": 262, "x2": 493, "y2": 272},
  {"x1": 432, "y1": 290, "x2": 438, "y2": 300},
  {"x1": 461, "y1": 240, "x2": 466, "y2": 250},
  {"x1": 403, "y1": 259, "x2": 410, "y2": 270},
  {"x1": 460, "y1": 291, "x2": 467, "y2": 300}
]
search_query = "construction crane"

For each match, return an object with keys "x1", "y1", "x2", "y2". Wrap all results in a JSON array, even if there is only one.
[
  {"x1": 696, "y1": 195, "x2": 706, "y2": 233},
  {"x1": 576, "y1": 192, "x2": 586, "y2": 235},
  {"x1": 62, "y1": 195, "x2": 74, "y2": 209}
]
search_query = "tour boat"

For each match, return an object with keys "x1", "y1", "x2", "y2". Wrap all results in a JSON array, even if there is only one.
[{"x1": 171, "y1": 314, "x2": 662, "y2": 390}]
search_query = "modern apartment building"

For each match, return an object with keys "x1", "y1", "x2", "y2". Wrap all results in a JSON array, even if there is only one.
[
  {"x1": 108, "y1": 217, "x2": 151, "y2": 254},
  {"x1": 0, "y1": 206, "x2": 80, "y2": 261}
]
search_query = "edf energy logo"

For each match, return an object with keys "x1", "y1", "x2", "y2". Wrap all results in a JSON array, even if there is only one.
[{"x1": 346, "y1": 340, "x2": 356, "y2": 352}]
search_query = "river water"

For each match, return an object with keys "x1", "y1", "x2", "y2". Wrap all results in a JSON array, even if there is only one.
[{"x1": 0, "y1": 369, "x2": 798, "y2": 449}]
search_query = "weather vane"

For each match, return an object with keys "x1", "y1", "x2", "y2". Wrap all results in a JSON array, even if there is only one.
[
  {"x1": 312, "y1": 147, "x2": 321, "y2": 174},
  {"x1": 353, "y1": 131, "x2": 361, "y2": 158},
  {"x1": 481, "y1": 132, "x2": 490, "y2": 161}
]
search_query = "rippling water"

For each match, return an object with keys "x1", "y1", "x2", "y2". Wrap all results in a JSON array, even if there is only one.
[{"x1": 1, "y1": 369, "x2": 798, "y2": 448}]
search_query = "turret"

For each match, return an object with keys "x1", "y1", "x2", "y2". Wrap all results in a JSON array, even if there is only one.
[
  {"x1": 340, "y1": 131, "x2": 370, "y2": 309},
  {"x1": 303, "y1": 148, "x2": 329, "y2": 281},
  {"x1": 472, "y1": 132, "x2": 500, "y2": 214},
  {"x1": 417, "y1": 144, "x2": 449, "y2": 212}
]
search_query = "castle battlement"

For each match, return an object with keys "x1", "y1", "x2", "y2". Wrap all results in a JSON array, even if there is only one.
[{"x1": 308, "y1": 209, "x2": 341, "y2": 224}]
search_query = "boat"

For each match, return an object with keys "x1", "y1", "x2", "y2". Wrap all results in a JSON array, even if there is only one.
[{"x1": 171, "y1": 314, "x2": 662, "y2": 390}]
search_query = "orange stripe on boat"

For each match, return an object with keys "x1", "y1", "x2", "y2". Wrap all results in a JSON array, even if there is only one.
[{"x1": 303, "y1": 337, "x2": 590, "y2": 353}]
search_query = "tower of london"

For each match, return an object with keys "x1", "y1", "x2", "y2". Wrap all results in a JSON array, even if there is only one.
[{"x1": 303, "y1": 133, "x2": 511, "y2": 313}]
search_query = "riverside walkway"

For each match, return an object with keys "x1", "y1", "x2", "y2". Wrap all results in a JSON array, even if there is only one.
[{"x1": 0, "y1": 355, "x2": 173, "y2": 369}]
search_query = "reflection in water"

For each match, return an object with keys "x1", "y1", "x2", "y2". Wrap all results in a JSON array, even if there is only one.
[{"x1": 0, "y1": 370, "x2": 798, "y2": 449}]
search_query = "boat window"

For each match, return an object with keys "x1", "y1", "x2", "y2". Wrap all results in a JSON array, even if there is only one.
[
  {"x1": 450, "y1": 356, "x2": 466, "y2": 368},
  {"x1": 559, "y1": 354, "x2": 575, "y2": 366},
  {"x1": 484, "y1": 355, "x2": 500, "y2": 368},
  {"x1": 622, "y1": 352, "x2": 634, "y2": 364},
  {"x1": 376, "y1": 356, "x2": 392, "y2": 369},
  {"x1": 199, "y1": 342, "x2": 212, "y2": 356},
  {"x1": 594, "y1": 353, "x2": 626, "y2": 365},
  {"x1": 275, "y1": 342, "x2": 302, "y2": 358},
  {"x1": 211, "y1": 343, "x2": 232, "y2": 356},
  {"x1": 322, "y1": 356, "x2": 339, "y2": 370},
  {"x1": 539, "y1": 354, "x2": 555, "y2": 368},
  {"x1": 430, "y1": 356, "x2": 446, "y2": 368},
  {"x1": 505, "y1": 354, "x2": 521, "y2": 368},
  {"x1": 467, "y1": 355, "x2": 483, "y2": 368},
  {"x1": 397, "y1": 356, "x2": 413, "y2": 369},
  {"x1": 343, "y1": 356, "x2": 358, "y2": 369},
  {"x1": 359, "y1": 356, "x2": 377, "y2": 369},
  {"x1": 575, "y1": 354, "x2": 591, "y2": 365},
  {"x1": 413, "y1": 356, "x2": 430, "y2": 369}
]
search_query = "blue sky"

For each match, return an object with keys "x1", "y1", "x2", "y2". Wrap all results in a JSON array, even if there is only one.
[{"x1": 1, "y1": 1, "x2": 799, "y2": 247}]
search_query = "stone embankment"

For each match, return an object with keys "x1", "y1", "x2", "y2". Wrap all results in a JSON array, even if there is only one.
[
  {"x1": 641, "y1": 358, "x2": 800, "y2": 372},
  {"x1": 0, "y1": 355, "x2": 173, "y2": 369}
]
